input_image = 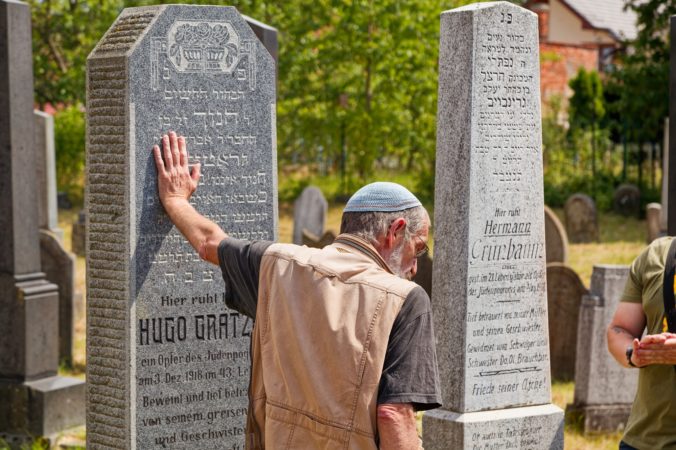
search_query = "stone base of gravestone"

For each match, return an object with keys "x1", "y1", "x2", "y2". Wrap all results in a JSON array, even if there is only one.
[
  {"x1": 423, "y1": 405, "x2": 564, "y2": 450},
  {"x1": 39, "y1": 230, "x2": 76, "y2": 365},
  {"x1": 565, "y1": 403, "x2": 633, "y2": 434},
  {"x1": 646, "y1": 203, "x2": 662, "y2": 243},
  {"x1": 0, "y1": 376, "x2": 85, "y2": 441}
]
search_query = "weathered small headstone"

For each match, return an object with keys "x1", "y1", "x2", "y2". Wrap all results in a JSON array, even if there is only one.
[
  {"x1": 71, "y1": 210, "x2": 86, "y2": 257},
  {"x1": 301, "y1": 229, "x2": 336, "y2": 249},
  {"x1": 0, "y1": 0, "x2": 84, "y2": 443},
  {"x1": 544, "y1": 206, "x2": 568, "y2": 263},
  {"x1": 423, "y1": 3, "x2": 563, "y2": 449},
  {"x1": 413, "y1": 253, "x2": 433, "y2": 298},
  {"x1": 613, "y1": 183, "x2": 641, "y2": 217},
  {"x1": 40, "y1": 231, "x2": 77, "y2": 366},
  {"x1": 564, "y1": 193, "x2": 598, "y2": 243},
  {"x1": 34, "y1": 110, "x2": 64, "y2": 242},
  {"x1": 293, "y1": 186, "x2": 328, "y2": 245},
  {"x1": 86, "y1": 6, "x2": 277, "y2": 449},
  {"x1": 566, "y1": 265, "x2": 638, "y2": 433},
  {"x1": 546, "y1": 263, "x2": 587, "y2": 381},
  {"x1": 646, "y1": 203, "x2": 662, "y2": 243}
]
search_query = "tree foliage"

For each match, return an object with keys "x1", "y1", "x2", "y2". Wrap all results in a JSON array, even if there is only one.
[{"x1": 568, "y1": 67, "x2": 604, "y2": 133}]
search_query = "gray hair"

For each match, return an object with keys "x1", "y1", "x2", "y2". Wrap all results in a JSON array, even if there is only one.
[{"x1": 340, "y1": 206, "x2": 429, "y2": 247}]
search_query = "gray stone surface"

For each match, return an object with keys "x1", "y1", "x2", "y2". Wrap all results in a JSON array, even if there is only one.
[
  {"x1": 567, "y1": 265, "x2": 638, "y2": 433},
  {"x1": 426, "y1": 2, "x2": 563, "y2": 448},
  {"x1": 0, "y1": 0, "x2": 84, "y2": 441},
  {"x1": 71, "y1": 210, "x2": 86, "y2": 257},
  {"x1": 293, "y1": 186, "x2": 328, "y2": 244},
  {"x1": 244, "y1": 15, "x2": 278, "y2": 68},
  {"x1": 613, "y1": 183, "x2": 641, "y2": 217},
  {"x1": 564, "y1": 193, "x2": 598, "y2": 243},
  {"x1": 646, "y1": 202, "x2": 662, "y2": 243},
  {"x1": 301, "y1": 229, "x2": 336, "y2": 248},
  {"x1": 662, "y1": 118, "x2": 669, "y2": 232},
  {"x1": 544, "y1": 206, "x2": 568, "y2": 264},
  {"x1": 39, "y1": 230, "x2": 76, "y2": 366},
  {"x1": 86, "y1": 6, "x2": 277, "y2": 449},
  {"x1": 34, "y1": 110, "x2": 63, "y2": 241},
  {"x1": 423, "y1": 404, "x2": 564, "y2": 450},
  {"x1": 413, "y1": 253, "x2": 433, "y2": 298},
  {"x1": 546, "y1": 263, "x2": 587, "y2": 381}
]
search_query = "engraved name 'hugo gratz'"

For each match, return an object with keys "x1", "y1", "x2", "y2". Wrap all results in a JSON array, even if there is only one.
[{"x1": 138, "y1": 311, "x2": 253, "y2": 345}]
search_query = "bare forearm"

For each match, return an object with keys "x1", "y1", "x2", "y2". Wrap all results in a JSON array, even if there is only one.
[
  {"x1": 377, "y1": 404, "x2": 420, "y2": 450},
  {"x1": 164, "y1": 198, "x2": 226, "y2": 265},
  {"x1": 607, "y1": 325, "x2": 637, "y2": 368}
]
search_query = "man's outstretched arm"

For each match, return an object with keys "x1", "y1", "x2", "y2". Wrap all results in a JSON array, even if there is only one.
[
  {"x1": 153, "y1": 131, "x2": 226, "y2": 265},
  {"x1": 377, "y1": 403, "x2": 421, "y2": 450}
]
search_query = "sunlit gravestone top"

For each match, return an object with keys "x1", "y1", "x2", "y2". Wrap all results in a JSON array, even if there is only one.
[{"x1": 86, "y1": 5, "x2": 276, "y2": 449}]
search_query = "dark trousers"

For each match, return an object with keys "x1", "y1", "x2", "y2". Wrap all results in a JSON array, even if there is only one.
[{"x1": 619, "y1": 441, "x2": 638, "y2": 450}]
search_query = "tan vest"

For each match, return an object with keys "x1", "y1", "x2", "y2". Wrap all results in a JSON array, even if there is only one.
[{"x1": 245, "y1": 234, "x2": 418, "y2": 449}]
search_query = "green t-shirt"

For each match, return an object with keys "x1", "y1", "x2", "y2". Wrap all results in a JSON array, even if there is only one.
[{"x1": 621, "y1": 236, "x2": 676, "y2": 449}]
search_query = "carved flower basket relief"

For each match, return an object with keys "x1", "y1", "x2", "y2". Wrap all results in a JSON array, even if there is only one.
[{"x1": 170, "y1": 22, "x2": 238, "y2": 71}]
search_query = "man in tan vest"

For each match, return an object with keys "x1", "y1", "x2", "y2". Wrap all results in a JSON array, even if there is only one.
[{"x1": 153, "y1": 132, "x2": 442, "y2": 449}]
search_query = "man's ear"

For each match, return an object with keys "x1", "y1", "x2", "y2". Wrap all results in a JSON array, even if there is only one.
[{"x1": 385, "y1": 218, "x2": 407, "y2": 248}]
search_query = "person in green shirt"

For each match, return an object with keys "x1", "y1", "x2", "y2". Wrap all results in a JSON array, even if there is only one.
[{"x1": 607, "y1": 236, "x2": 676, "y2": 450}]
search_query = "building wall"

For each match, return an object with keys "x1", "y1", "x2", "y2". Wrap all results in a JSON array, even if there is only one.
[
  {"x1": 540, "y1": 42, "x2": 598, "y2": 107},
  {"x1": 548, "y1": 0, "x2": 615, "y2": 46}
]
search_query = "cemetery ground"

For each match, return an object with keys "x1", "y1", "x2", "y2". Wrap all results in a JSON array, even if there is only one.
[{"x1": 44, "y1": 198, "x2": 644, "y2": 450}]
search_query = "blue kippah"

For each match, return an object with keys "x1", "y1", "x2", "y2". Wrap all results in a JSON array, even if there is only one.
[{"x1": 343, "y1": 182, "x2": 422, "y2": 213}]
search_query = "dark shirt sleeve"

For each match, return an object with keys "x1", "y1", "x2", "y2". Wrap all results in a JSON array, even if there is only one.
[
  {"x1": 217, "y1": 238, "x2": 273, "y2": 319},
  {"x1": 377, "y1": 285, "x2": 442, "y2": 411}
]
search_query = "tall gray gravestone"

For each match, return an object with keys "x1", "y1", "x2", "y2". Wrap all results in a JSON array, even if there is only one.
[
  {"x1": 0, "y1": 0, "x2": 84, "y2": 444},
  {"x1": 34, "y1": 110, "x2": 64, "y2": 241},
  {"x1": 566, "y1": 265, "x2": 638, "y2": 433},
  {"x1": 423, "y1": 3, "x2": 564, "y2": 449},
  {"x1": 86, "y1": 6, "x2": 277, "y2": 449}
]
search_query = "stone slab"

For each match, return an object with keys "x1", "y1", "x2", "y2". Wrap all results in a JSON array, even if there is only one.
[
  {"x1": 572, "y1": 265, "x2": 638, "y2": 420},
  {"x1": 646, "y1": 202, "x2": 661, "y2": 243},
  {"x1": 71, "y1": 210, "x2": 86, "y2": 257},
  {"x1": 613, "y1": 184, "x2": 641, "y2": 217},
  {"x1": 661, "y1": 118, "x2": 669, "y2": 231},
  {"x1": 546, "y1": 263, "x2": 587, "y2": 381},
  {"x1": 34, "y1": 110, "x2": 63, "y2": 241},
  {"x1": 39, "y1": 230, "x2": 76, "y2": 365},
  {"x1": 433, "y1": 1, "x2": 552, "y2": 413},
  {"x1": 564, "y1": 193, "x2": 598, "y2": 243},
  {"x1": 293, "y1": 186, "x2": 327, "y2": 244},
  {"x1": 86, "y1": 6, "x2": 277, "y2": 449},
  {"x1": 565, "y1": 403, "x2": 632, "y2": 434},
  {"x1": 423, "y1": 404, "x2": 564, "y2": 450},
  {"x1": 544, "y1": 206, "x2": 567, "y2": 264}
]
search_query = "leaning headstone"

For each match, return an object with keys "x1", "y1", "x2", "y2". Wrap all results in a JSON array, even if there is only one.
[
  {"x1": 646, "y1": 203, "x2": 662, "y2": 243},
  {"x1": 564, "y1": 193, "x2": 598, "y2": 243},
  {"x1": 613, "y1": 183, "x2": 641, "y2": 217},
  {"x1": 566, "y1": 265, "x2": 638, "y2": 433},
  {"x1": 546, "y1": 263, "x2": 587, "y2": 381},
  {"x1": 293, "y1": 186, "x2": 328, "y2": 245},
  {"x1": 423, "y1": 3, "x2": 564, "y2": 449},
  {"x1": 413, "y1": 253, "x2": 433, "y2": 298},
  {"x1": 0, "y1": 0, "x2": 84, "y2": 443},
  {"x1": 71, "y1": 210, "x2": 86, "y2": 257},
  {"x1": 34, "y1": 110, "x2": 64, "y2": 242},
  {"x1": 39, "y1": 231, "x2": 77, "y2": 366},
  {"x1": 301, "y1": 229, "x2": 336, "y2": 249},
  {"x1": 544, "y1": 206, "x2": 568, "y2": 263},
  {"x1": 86, "y1": 6, "x2": 277, "y2": 449}
]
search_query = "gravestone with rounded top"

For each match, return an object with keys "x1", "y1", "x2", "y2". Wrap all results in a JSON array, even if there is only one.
[
  {"x1": 423, "y1": 3, "x2": 563, "y2": 448},
  {"x1": 546, "y1": 263, "x2": 587, "y2": 381},
  {"x1": 544, "y1": 206, "x2": 568, "y2": 263},
  {"x1": 86, "y1": 6, "x2": 277, "y2": 449},
  {"x1": 564, "y1": 193, "x2": 598, "y2": 243},
  {"x1": 292, "y1": 186, "x2": 327, "y2": 245},
  {"x1": 613, "y1": 184, "x2": 641, "y2": 217}
]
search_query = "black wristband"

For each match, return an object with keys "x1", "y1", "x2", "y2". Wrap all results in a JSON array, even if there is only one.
[{"x1": 626, "y1": 346, "x2": 638, "y2": 368}]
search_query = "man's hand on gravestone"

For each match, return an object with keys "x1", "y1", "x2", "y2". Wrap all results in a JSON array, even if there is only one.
[{"x1": 153, "y1": 131, "x2": 201, "y2": 209}]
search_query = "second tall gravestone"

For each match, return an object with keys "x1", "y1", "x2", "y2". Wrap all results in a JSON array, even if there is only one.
[
  {"x1": 423, "y1": 3, "x2": 563, "y2": 449},
  {"x1": 86, "y1": 6, "x2": 276, "y2": 449}
]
